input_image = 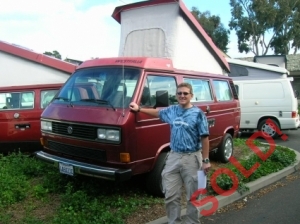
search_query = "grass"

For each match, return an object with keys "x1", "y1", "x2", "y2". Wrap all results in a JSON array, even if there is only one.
[
  {"x1": 0, "y1": 138, "x2": 297, "y2": 223},
  {"x1": 0, "y1": 153, "x2": 162, "y2": 224},
  {"x1": 207, "y1": 139, "x2": 297, "y2": 196}
]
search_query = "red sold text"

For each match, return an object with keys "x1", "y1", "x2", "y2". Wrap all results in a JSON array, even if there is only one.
[{"x1": 191, "y1": 118, "x2": 288, "y2": 216}]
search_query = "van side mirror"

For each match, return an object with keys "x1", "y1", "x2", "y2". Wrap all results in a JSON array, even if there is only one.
[{"x1": 154, "y1": 90, "x2": 169, "y2": 108}]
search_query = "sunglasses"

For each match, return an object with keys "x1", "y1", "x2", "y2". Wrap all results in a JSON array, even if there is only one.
[{"x1": 177, "y1": 92, "x2": 190, "y2": 96}]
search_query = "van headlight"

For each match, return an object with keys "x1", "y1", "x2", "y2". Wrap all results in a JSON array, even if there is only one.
[
  {"x1": 41, "y1": 121, "x2": 52, "y2": 132},
  {"x1": 97, "y1": 128, "x2": 120, "y2": 142}
]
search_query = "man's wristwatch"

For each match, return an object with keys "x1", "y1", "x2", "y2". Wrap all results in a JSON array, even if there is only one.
[{"x1": 202, "y1": 158, "x2": 210, "y2": 164}]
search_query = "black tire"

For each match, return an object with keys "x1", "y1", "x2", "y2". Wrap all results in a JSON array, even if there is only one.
[
  {"x1": 258, "y1": 119, "x2": 279, "y2": 139},
  {"x1": 216, "y1": 133, "x2": 233, "y2": 163},
  {"x1": 146, "y1": 152, "x2": 168, "y2": 197}
]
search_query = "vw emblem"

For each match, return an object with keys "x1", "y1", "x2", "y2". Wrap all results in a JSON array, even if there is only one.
[{"x1": 67, "y1": 126, "x2": 73, "y2": 134}]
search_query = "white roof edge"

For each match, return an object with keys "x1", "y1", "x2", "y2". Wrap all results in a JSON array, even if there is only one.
[
  {"x1": 233, "y1": 77, "x2": 292, "y2": 82},
  {"x1": 227, "y1": 58, "x2": 289, "y2": 74}
]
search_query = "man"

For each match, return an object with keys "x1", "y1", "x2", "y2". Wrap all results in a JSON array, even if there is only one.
[{"x1": 129, "y1": 82, "x2": 211, "y2": 224}]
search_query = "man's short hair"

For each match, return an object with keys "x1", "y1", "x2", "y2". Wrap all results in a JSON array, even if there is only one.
[{"x1": 177, "y1": 83, "x2": 193, "y2": 94}]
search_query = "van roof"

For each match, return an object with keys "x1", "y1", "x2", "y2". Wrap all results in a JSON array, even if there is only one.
[
  {"x1": 227, "y1": 58, "x2": 289, "y2": 75},
  {"x1": 77, "y1": 57, "x2": 232, "y2": 79},
  {"x1": 0, "y1": 40, "x2": 76, "y2": 73},
  {"x1": 0, "y1": 83, "x2": 62, "y2": 91},
  {"x1": 78, "y1": 57, "x2": 174, "y2": 71},
  {"x1": 112, "y1": 0, "x2": 229, "y2": 73}
]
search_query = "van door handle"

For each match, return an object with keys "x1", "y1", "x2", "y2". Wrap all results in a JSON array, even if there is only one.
[
  {"x1": 206, "y1": 106, "x2": 210, "y2": 113},
  {"x1": 15, "y1": 124, "x2": 31, "y2": 129}
]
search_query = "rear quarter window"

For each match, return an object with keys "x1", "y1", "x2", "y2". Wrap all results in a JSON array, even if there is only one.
[{"x1": 41, "y1": 90, "x2": 59, "y2": 108}]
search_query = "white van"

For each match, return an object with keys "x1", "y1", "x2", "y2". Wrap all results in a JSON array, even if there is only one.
[{"x1": 226, "y1": 58, "x2": 299, "y2": 138}]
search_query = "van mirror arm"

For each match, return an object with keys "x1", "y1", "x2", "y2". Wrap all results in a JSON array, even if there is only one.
[{"x1": 206, "y1": 105, "x2": 210, "y2": 113}]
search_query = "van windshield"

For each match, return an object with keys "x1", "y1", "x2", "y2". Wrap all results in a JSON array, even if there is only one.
[{"x1": 55, "y1": 67, "x2": 140, "y2": 108}]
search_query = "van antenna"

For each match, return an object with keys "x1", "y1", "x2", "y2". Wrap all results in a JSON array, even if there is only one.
[{"x1": 121, "y1": 31, "x2": 126, "y2": 117}]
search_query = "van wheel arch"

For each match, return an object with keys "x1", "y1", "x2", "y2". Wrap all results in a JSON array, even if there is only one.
[
  {"x1": 146, "y1": 151, "x2": 168, "y2": 197},
  {"x1": 216, "y1": 133, "x2": 233, "y2": 163}
]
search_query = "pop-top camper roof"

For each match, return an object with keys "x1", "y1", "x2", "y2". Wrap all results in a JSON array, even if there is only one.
[
  {"x1": 0, "y1": 40, "x2": 76, "y2": 87},
  {"x1": 112, "y1": 0, "x2": 229, "y2": 75}
]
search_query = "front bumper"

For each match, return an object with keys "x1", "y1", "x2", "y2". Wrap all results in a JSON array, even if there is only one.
[{"x1": 35, "y1": 151, "x2": 132, "y2": 181}]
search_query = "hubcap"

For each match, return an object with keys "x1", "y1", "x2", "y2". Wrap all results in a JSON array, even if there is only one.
[
  {"x1": 224, "y1": 138, "x2": 233, "y2": 160},
  {"x1": 261, "y1": 123, "x2": 276, "y2": 137}
]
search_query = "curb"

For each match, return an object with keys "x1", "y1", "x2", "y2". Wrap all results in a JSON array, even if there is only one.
[{"x1": 147, "y1": 148, "x2": 300, "y2": 224}]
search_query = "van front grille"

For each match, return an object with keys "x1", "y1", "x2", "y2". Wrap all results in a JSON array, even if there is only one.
[
  {"x1": 48, "y1": 141, "x2": 106, "y2": 162},
  {"x1": 52, "y1": 122, "x2": 97, "y2": 140}
]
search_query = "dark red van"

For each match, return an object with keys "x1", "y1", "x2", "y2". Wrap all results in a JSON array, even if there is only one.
[
  {"x1": 36, "y1": 57, "x2": 240, "y2": 196},
  {"x1": 0, "y1": 40, "x2": 77, "y2": 154},
  {"x1": 0, "y1": 84, "x2": 62, "y2": 153}
]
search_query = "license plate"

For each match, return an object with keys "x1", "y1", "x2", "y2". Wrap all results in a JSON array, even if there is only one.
[{"x1": 59, "y1": 163, "x2": 74, "y2": 176}]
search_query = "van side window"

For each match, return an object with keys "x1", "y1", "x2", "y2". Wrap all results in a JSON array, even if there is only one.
[
  {"x1": 142, "y1": 75, "x2": 177, "y2": 106},
  {"x1": 213, "y1": 80, "x2": 233, "y2": 101},
  {"x1": 21, "y1": 92, "x2": 34, "y2": 108},
  {"x1": 184, "y1": 78, "x2": 212, "y2": 102},
  {"x1": 41, "y1": 90, "x2": 59, "y2": 109},
  {"x1": 0, "y1": 91, "x2": 34, "y2": 110}
]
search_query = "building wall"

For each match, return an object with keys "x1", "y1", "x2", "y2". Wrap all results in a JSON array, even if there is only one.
[{"x1": 0, "y1": 51, "x2": 70, "y2": 87}]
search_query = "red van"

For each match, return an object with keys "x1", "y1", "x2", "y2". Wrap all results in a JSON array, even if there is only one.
[
  {"x1": 0, "y1": 40, "x2": 77, "y2": 154},
  {"x1": 36, "y1": 57, "x2": 240, "y2": 196},
  {"x1": 0, "y1": 84, "x2": 62, "y2": 153}
]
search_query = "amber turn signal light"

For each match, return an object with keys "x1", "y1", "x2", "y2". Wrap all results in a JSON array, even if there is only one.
[
  {"x1": 40, "y1": 137, "x2": 48, "y2": 147},
  {"x1": 120, "y1": 153, "x2": 130, "y2": 163},
  {"x1": 40, "y1": 137, "x2": 44, "y2": 146}
]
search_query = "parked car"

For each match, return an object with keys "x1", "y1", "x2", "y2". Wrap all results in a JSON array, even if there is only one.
[
  {"x1": 0, "y1": 84, "x2": 62, "y2": 154},
  {"x1": 0, "y1": 40, "x2": 77, "y2": 154},
  {"x1": 227, "y1": 58, "x2": 299, "y2": 138}
]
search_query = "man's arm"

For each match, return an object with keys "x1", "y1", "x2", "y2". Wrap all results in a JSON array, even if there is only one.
[
  {"x1": 201, "y1": 136, "x2": 209, "y2": 158},
  {"x1": 129, "y1": 102, "x2": 159, "y2": 118},
  {"x1": 201, "y1": 136, "x2": 211, "y2": 173}
]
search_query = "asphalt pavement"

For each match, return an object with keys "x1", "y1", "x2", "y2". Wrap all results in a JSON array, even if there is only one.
[{"x1": 200, "y1": 170, "x2": 300, "y2": 224}]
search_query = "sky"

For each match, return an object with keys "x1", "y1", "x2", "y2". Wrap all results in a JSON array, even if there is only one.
[{"x1": 0, "y1": 0, "x2": 254, "y2": 61}]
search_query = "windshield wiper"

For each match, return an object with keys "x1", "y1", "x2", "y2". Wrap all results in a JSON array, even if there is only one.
[
  {"x1": 80, "y1": 99, "x2": 116, "y2": 111},
  {"x1": 54, "y1": 97, "x2": 69, "y2": 101}
]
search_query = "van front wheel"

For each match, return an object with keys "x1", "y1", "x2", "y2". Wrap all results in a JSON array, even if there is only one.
[
  {"x1": 216, "y1": 133, "x2": 233, "y2": 163},
  {"x1": 258, "y1": 119, "x2": 279, "y2": 139},
  {"x1": 146, "y1": 152, "x2": 168, "y2": 197}
]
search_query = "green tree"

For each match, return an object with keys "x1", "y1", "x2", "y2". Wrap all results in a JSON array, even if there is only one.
[
  {"x1": 191, "y1": 7, "x2": 230, "y2": 53},
  {"x1": 229, "y1": 0, "x2": 300, "y2": 55},
  {"x1": 43, "y1": 50, "x2": 62, "y2": 59}
]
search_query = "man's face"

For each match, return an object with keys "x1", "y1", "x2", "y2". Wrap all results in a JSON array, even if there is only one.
[{"x1": 176, "y1": 87, "x2": 193, "y2": 107}]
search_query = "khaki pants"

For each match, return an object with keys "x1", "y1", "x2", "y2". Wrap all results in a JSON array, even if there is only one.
[{"x1": 162, "y1": 150, "x2": 202, "y2": 224}]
